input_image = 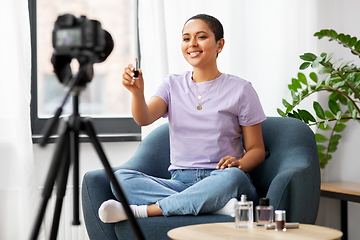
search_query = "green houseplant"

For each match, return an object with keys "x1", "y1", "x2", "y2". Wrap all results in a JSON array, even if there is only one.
[{"x1": 277, "y1": 29, "x2": 360, "y2": 168}]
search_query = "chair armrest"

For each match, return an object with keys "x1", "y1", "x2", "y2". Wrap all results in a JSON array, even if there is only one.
[
  {"x1": 82, "y1": 169, "x2": 118, "y2": 240},
  {"x1": 265, "y1": 146, "x2": 320, "y2": 224}
]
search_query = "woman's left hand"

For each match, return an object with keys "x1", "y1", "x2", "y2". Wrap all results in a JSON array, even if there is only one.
[{"x1": 216, "y1": 156, "x2": 241, "y2": 170}]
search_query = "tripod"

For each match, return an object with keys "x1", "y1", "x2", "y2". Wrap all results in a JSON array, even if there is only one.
[{"x1": 30, "y1": 64, "x2": 145, "y2": 240}]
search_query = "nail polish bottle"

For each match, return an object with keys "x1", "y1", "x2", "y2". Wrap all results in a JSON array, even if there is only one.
[
  {"x1": 255, "y1": 198, "x2": 273, "y2": 224},
  {"x1": 235, "y1": 194, "x2": 253, "y2": 228},
  {"x1": 275, "y1": 210, "x2": 286, "y2": 231}
]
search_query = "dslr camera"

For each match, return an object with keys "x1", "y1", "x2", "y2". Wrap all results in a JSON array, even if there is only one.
[{"x1": 52, "y1": 14, "x2": 113, "y2": 64}]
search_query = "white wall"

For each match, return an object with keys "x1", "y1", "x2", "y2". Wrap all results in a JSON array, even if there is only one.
[
  {"x1": 33, "y1": 141, "x2": 140, "y2": 186},
  {"x1": 314, "y1": 1, "x2": 360, "y2": 239}
]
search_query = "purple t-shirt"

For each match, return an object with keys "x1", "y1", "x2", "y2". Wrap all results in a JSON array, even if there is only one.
[{"x1": 154, "y1": 71, "x2": 266, "y2": 171}]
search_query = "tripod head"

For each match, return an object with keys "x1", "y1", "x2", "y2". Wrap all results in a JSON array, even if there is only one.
[
  {"x1": 51, "y1": 14, "x2": 114, "y2": 87},
  {"x1": 40, "y1": 14, "x2": 114, "y2": 146}
]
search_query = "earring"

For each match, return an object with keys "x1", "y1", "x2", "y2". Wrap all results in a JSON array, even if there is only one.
[{"x1": 218, "y1": 49, "x2": 221, "y2": 53}]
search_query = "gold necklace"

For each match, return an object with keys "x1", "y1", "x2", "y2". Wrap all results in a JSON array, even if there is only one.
[{"x1": 193, "y1": 71, "x2": 222, "y2": 110}]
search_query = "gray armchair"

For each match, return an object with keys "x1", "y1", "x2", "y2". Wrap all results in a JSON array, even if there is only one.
[{"x1": 82, "y1": 117, "x2": 321, "y2": 240}]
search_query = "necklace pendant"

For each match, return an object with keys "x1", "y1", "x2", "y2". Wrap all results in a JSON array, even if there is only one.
[
  {"x1": 198, "y1": 95, "x2": 202, "y2": 100},
  {"x1": 197, "y1": 105, "x2": 202, "y2": 110}
]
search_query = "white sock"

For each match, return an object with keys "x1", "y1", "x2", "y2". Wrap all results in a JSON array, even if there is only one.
[
  {"x1": 98, "y1": 199, "x2": 148, "y2": 223},
  {"x1": 213, "y1": 198, "x2": 237, "y2": 217}
]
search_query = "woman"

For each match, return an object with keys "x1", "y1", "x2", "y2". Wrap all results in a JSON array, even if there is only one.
[{"x1": 99, "y1": 14, "x2": 266, "y2": 222}]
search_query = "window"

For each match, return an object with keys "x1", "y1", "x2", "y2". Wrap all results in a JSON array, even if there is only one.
[{"x1": 29, "y1": 0, "x2": 141, "y2": 143}]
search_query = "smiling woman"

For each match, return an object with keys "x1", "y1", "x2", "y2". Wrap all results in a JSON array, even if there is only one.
[{"x1": 99, "y1": 13, "x2": 266, "y2": 225}]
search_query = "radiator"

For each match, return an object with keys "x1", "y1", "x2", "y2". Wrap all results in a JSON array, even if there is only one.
[{"x1": 40, "y1": 186, "x2": 90, "y2": 240}]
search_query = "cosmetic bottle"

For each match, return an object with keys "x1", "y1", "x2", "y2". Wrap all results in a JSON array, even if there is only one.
[
  {"x1": 255, "y1": 198, "x2": 273, "y2": 224},
  {"x1": 235, "y1": 194, "x2": 253, "y2": 228},
  {"x1": 275, "y1": 210, "x2": 286, "y2": 231}
]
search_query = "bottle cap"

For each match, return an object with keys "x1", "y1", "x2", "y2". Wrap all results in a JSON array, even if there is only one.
[
  {"x1": 275, "y1": 210, "x2": 286, "y2": 221},
  {"x1": 241, "y1": 194, "x2": 247, "y2": 202},
  {"x1": 259, "y1": 198, "x2": 269, "y2": 206}
]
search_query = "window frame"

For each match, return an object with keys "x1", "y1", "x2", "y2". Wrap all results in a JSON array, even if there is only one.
[{"x1": 28, "y1": 0, "x2": 141, "y2": 143}]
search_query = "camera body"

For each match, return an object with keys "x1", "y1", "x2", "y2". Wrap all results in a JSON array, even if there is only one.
[{"x1": 52, "y1": 14, "x2": 112, "y2": 63}]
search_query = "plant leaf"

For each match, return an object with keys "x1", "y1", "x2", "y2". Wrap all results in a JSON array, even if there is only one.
[
  {"x1": 282, "y1": 99, "x2": 292, "y2": 108},
  {"x1": 311, "y1": 57, "x2": 322, "y2": 68},
  {"x1": 355, "y1": 40, "x2": 360, "y2": 51},
  {"x1": 300, "y1": 53, "x2": 317, "y2": 61},
  {"x1": 319, "y1": 66, "x2": 332, "y2": 74},
  {"x1": 277, "y1": 108, "x2": 286, "y2": 117},
  {"x1": 348, "y1": 36, "x2": 357, "y2": 47},
  {"x1": 344, "y1": 34, "x2": 351, "y2": 44},
  {"x1": 347, "y1": 100, "x2": 355, "y2": 113},
  {"x1": 300, "y1": 62, "x2": 311, "y2": 70},
  {"x1": 298, "y1": 109, "x2": 316, "y2": 123},
  {"x1": 292, "y1": 78, "x2": 301, "y2": 89},
  {"x1": 329, "y1": 29, "x2": 338, "y2": 39},
  {"x1": 319, "y1": 121, "x2": 331, "y2": 130},
  {"x1": 328, "y1": 99, "x2": 341, "y2": 115},
  {"x1": 319, "y1": 153, "x2": 332, "y2": 169},
  {"x1": 325, "y1": 75, "x2": 331, "y2": 86},
  {"x1": 324, "y1": 118, "x2": 329, "y2": 128},
  {"x1": 325, "y1": 53, "x2": 334, "y2": 62},
  {"x1": 338, "y1": 33, "x2": 345, "y2": 42},
  {"x1": 336, "y1": 111, "x2": 342, "y2": 121},
  {"x1": 328, "y1": 142, "x2": 338, "y2": 152},
  {"x1": 352, "y1": 109, "x2": 358, "y2": 120},
  {"x1": 325, "y1": 110, "x2": 335, "y2": 119},
  {"x1": 331, "y1": 134, "x2": 342, "y2": 142},
  {"x1": 313, "y1": 101, "x2": 326, "y2": 119},
  {"x1": 298, "y1": 72, "x2": 307, "y2": 85},
  {"x1": 292, "y1": 110, "x2": 302, "y2": 121},
  {"x1": 309, "y1": 72, "x2": 318, "y2": 83},
  {"x1": 315, "y1": 78, "x2": 323, "y2": 90},
  {"x1": 334, "y1": 123, "x2": 346, "y2": 132},
  {"x1": 332, "y1": 80, "x2": 345, "y2": 89},
  {"x1": 315, "y1": 133, "x2": 328, "y2": 142},
  {"x1": 288, "y1": 84, "x2": 297, "y2": 92},
  {"x1": 291, "y1": 89, "x2": 299, "y2": 102},
  {"x1": 317, "y1": 145, "x2": 327, "y2": 153}
]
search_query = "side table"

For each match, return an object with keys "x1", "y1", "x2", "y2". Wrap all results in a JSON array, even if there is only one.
[
  {"x1": 167, "y1": 222, "x2": 342, "y2": 240},
  {"x1": 321, "y1": 181, "x2": 360, "y2": 240}
]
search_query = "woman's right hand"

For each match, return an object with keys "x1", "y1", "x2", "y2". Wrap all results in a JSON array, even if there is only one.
[{"x1": 122, "y1": 64, "x2": 144, "y2": 95}]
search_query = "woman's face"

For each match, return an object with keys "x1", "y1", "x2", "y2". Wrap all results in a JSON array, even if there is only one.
[{"x1": 181, "y1": 19, "x2": 223, "y2": 69}]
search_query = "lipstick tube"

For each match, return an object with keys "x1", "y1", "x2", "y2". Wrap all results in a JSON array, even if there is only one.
[{"x1": 134, "y1": 58, "x2": 139, "y2": 78}]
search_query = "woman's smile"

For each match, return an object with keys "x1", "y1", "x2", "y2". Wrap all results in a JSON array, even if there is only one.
[{"x1": 188, "y1": 51, "x2": 202, "y2": 57}]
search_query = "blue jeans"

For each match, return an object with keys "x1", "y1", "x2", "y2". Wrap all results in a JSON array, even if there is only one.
[{"x1": 111, "y1": 168, "x2": 258, "y2": 217}]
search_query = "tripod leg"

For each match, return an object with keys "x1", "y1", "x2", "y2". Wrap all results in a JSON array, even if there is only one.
[
  {"x1": 69, "y1": 96, "x2": 81, "y2": 225},
  {"x1": 50, "y1": 137, "x2": 71, "y2": 240},
  {"x1": 82, "y1": 117, "x2": 146, "y2": 240},
  {"x1": 30, "y1": 121, "x2": 70, "y2": 240}
]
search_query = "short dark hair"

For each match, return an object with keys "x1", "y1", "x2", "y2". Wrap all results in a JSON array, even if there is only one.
[{"x1": 184, "y1": 14, "x2": 224, "y2": 42}]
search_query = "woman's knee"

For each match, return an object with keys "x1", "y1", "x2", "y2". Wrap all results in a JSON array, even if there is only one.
[
  {"x1": 211, "y1": 168, "x2": 256, "y2": 198},
  {"x1": 212, "y1": 167, "x2": 248, "y2": 183},
  {"x1": 111, "y1": 169, "x2": 142, "y2": 200},
  {"x1": 113, "y1": 169, "x2": 141, "y2": 182}
]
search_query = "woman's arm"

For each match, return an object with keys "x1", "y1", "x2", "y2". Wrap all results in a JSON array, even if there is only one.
[
  {"x1": 122, "y1": 65, "x2": 168, "y2": 126},
  {"x1": 216, "y1": 123, "x2": 265, "y2": 173}
]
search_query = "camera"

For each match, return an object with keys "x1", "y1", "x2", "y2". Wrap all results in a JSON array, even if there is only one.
[{"x1": 52, "y1": 14, "x2": 113, "y2": 64}]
